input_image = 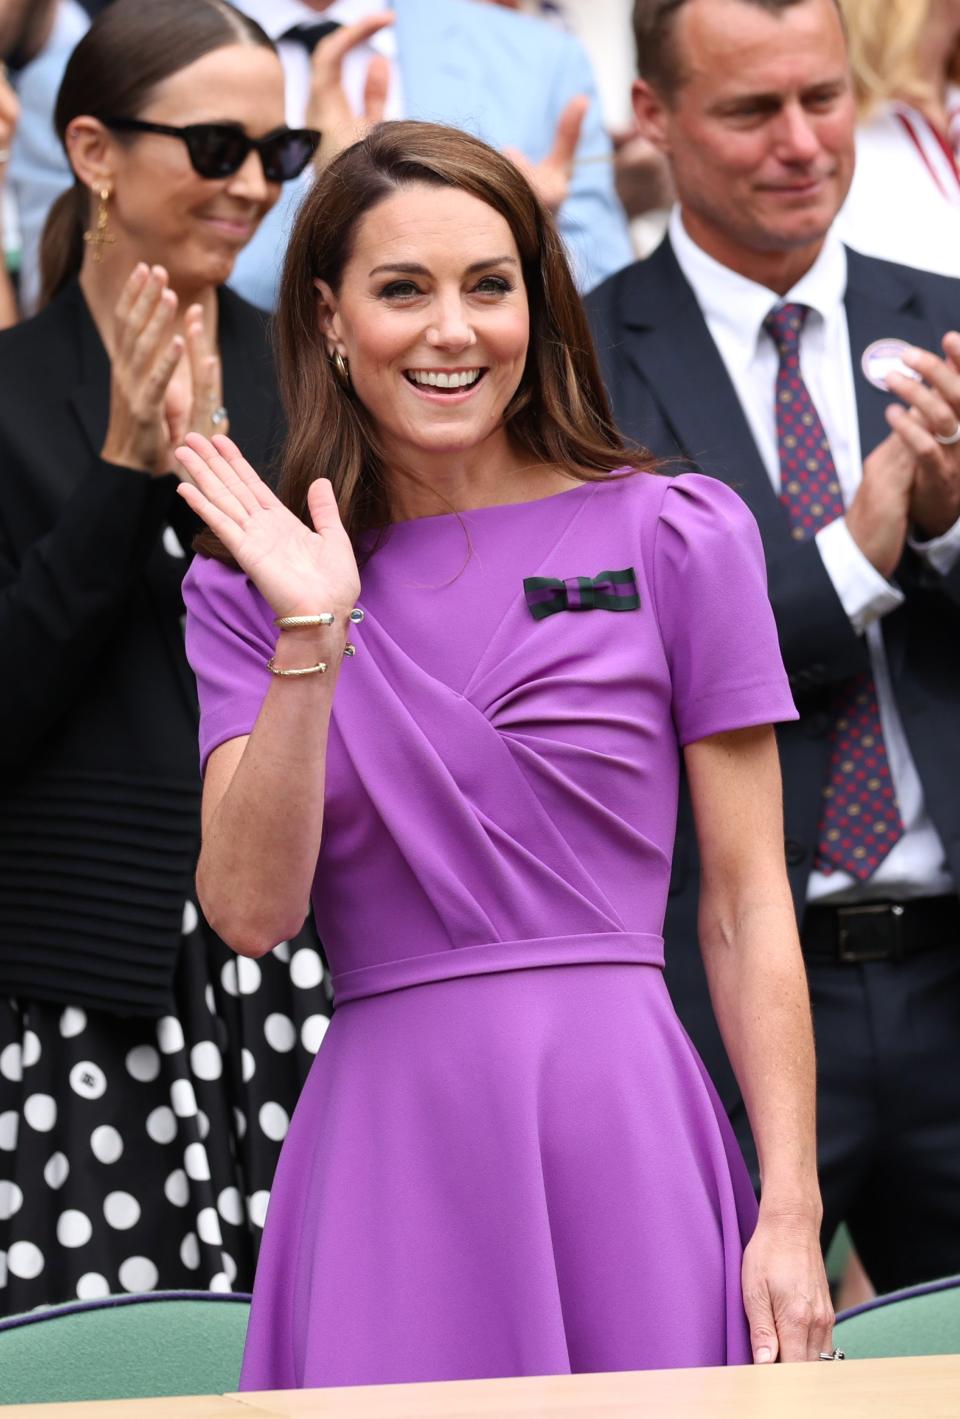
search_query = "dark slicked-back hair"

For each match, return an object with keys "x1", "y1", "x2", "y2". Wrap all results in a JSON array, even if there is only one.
[{"x1": 633, "y1": 0, "x2": 840, "y2": 101}]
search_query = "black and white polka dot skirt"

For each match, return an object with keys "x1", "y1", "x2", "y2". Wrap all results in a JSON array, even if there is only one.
[{"x1": 0, "y1": 903, "x2": 331, "y2": 1314}]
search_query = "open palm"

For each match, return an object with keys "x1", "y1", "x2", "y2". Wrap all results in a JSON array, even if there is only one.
[{"x1": 175, "y1": 433, "x2": 360, "y2": 619}]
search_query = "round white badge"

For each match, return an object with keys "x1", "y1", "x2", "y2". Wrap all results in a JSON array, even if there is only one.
[{"x1": 861, "y1": 338, "x2": 922, "y2": 392}]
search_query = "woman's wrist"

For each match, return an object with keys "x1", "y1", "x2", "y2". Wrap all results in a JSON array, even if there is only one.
[
  {"x1": 756, "y1": 1188, "x2": 823, "y2": 1229},
  {"x1": 271, "y1": 625, "x2": 348, "y2": 673},
  {"x1": 100, "y1": 438, "x2": 167, "y2": 477}
]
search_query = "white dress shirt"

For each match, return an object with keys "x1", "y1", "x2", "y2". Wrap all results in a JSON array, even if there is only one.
[
  {"x1": 235, "y1": 0, "x2": 403, "y2": 126},
  {"x1": 669, "y1": 207, "x2": 958, "y2": 902}
]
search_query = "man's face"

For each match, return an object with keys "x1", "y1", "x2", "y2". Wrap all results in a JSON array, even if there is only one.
[{"x1": 636, "y1": 0, "x2": 855, "y2": 269}]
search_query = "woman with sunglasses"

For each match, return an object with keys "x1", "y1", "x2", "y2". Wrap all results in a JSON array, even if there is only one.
[{"x1": 0, "y1": 0, "x2": 328, "y2": 1314}]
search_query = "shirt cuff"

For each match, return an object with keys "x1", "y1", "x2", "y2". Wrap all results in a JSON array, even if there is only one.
[
  {"x1": 815, "y1": 517, "x2": 904, "y2": 634},
  {"x1": 908, "y1": 513, "x2": 960, "y2": 576}
]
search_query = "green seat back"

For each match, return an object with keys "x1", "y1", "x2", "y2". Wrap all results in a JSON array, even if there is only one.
[
  {"x1": 833, "y1": 1276, "x2": 960, "y2": 1359},
  {"x1": 0, "y1": 1291, "x2": 250, "y2": 1404}
]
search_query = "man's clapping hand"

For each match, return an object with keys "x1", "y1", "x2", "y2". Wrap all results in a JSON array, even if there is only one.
[
  {"x1": 503, "y1": 96, "x2": 589, "y2": 215},
  {"x1": 847, "y1": 331, "x2": 960, "y2": 577},
  {"x1": 886, "y1": 332, "x2": 960, "y2": 541},
  {"x1": 305, "y1": 13, "x2": 394, "y2": 166}
]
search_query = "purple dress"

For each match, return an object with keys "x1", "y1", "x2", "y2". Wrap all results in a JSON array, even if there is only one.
[{"x1": 183, "y1": 471, "x2": 798, "y2": 1389}]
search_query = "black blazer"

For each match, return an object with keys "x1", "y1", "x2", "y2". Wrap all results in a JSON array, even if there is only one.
[
  {"x1": 586, "y1": 239, "x2": 960, "y2": 1107},
  {"x1": 0, "y1": 280, "x2": 283, "y2": 1016}
]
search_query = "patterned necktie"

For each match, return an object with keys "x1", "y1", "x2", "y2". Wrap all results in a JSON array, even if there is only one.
[
  {"x1": 764, "y1": 302, "x2": 904, "y2": 881},
  {"x1": 279, "y1": 19, "x2": 341, "y2": 53}
]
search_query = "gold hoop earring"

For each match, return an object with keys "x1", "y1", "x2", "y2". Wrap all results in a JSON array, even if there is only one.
[
  {"x1": 84, "y1": 186, "x2": 115, "y2": 263},
  {"x1": 330, "y1": 350, "x2": 351, "y2": 390}
]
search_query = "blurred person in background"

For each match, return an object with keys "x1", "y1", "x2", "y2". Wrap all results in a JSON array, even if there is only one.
[
  {"x1": 0, "y1": 0, "x2": 60, "y2": 324},
  {"x1": 226, "y1": 0, "x2": 633, "y2": 308},
  {"x1": 6, "y1": 0, "x2": 632, "y2": 312},
  {"x1": 3, "y1": 0, "x2": 74, "y2": 315},
  {"x1": 0, "y1": 0, "x2": 329, "y2": 1313},
  {"x1": 837, "y1": 0, "x2": 960, "y2": 276},
  {"x1": 553, "y1": 0, "x2": 677, "y2": 256},
  {"x1": 0, "y1": 59, "x2": 19, "y2": 325}
]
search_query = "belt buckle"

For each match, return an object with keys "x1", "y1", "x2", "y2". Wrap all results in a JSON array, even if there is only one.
[{"x1": 836, "y1": 902, "x2": 905, "y2": 963}]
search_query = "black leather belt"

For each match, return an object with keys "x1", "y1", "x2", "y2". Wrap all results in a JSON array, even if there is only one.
[{"x1": 802, "y1": 895, "x2": 960, "y2": 963}]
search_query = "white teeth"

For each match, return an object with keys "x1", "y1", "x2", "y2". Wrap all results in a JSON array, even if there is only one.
[{"x1": 406, "y1": 369, "x2": 482, "y2": 389}]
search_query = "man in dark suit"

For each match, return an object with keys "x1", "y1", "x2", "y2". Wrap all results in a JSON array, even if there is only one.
[{"x1": 586, "y1": 0, "x2": 960, "y2": 1294}]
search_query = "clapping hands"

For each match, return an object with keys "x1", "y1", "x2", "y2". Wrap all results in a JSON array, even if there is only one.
[
  {"x1": 885, "y1": 332, "x2": 960, "y2": 540},
  {"x1": 850, "y1": 331, "x2": 960, "y2": 576},
  {"x1": 100, "y1": 264, "x2": 225, "y2": 479}
]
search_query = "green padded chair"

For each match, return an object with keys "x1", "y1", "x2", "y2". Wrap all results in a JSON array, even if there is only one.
[
  {"x1": 833, "y1": 1275, "x2": 960, "y2": 1359},
  {"x1": 0, "y1": 1290, "x2": 251, "y2": 1405}
]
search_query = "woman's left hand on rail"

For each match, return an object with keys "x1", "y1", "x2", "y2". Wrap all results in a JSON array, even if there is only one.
[
  {"x1": 175, "y1": 432, "x2": 360, "y2": 622},
  {"x1": 741, "y1": 1208, "x2": 834, "y2": 1363}
]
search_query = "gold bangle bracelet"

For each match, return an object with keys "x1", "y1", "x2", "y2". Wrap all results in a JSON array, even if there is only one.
[
  {"x1": 274, "y1": 613, "x2": 335, "y2": 629},
  {"x1": 273, "y1": 609, "x2": 366, "y2": 629},
  {"x1": 266, "y1": 655, "x2": 327, "y2": 677}
]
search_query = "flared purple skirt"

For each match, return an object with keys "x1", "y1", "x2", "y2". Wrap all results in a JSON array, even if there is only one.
[{"x1": 239, "y1": 962, "x2": 756, "y2": 1389}]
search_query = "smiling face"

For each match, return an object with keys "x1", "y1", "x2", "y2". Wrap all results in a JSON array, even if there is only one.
[
  {"x1": 317, "y1": 183, "x2": 531, "y2": 477},
  {"x1": 636, "y1": 0, "x2": 855, "y2": 285},
  {"x1": 103, "y1": 43, "x2": 285, "y2": 290}
]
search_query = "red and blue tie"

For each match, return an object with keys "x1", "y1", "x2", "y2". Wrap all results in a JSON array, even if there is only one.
[{"x1": 764, "y1": 302, "x2": 904, "y2": 881}]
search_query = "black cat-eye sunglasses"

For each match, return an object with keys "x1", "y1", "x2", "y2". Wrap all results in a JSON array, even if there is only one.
[{"x1": 99, "y1": 117, "x2": 321, "y2": 183}]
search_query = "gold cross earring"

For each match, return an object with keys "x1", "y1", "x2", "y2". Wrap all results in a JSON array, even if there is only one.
[{"x1": 84, "y1": 186, "x2": 115, "y2": 262}]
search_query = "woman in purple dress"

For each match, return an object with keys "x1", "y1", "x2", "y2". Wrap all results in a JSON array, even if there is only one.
[{"x1": 178, "y1": 120, "x2": 833, "y2": 1388}]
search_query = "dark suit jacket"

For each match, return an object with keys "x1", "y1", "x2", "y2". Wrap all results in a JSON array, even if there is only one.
[
  {"x1": 0, "y1": 280, "x2": 282, "y2": 1015},
  {"x1": 585, "y1": 239, "x2": 960, "y2": 1108}
]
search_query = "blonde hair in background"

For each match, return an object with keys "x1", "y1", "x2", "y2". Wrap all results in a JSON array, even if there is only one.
[{"x1": 841, "y1": 0, "x2": 960, "y2": 117}]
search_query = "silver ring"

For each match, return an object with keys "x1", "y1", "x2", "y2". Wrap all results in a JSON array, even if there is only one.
[
  {"x1": 210, "y1": 405, "x2": 228, "y2": 427},
  {"x1": 935, "y1": 420, "x2": 960, "y2": 446},
  {"x1": 818, "y1": 1348, "x2": 846, "y2": 1361}
]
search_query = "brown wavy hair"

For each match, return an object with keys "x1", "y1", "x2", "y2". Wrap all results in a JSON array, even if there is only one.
[{"x1": 198, "y1": 119, "x2": 654, "y2": 562}]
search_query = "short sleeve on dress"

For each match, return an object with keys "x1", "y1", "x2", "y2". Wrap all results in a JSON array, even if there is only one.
[
  {"x1": 182, "y1": 554, "x2": 275, "y2": 773},
  {"x1": 652, "y1": 474, "x2": 798, "y2": 746}
]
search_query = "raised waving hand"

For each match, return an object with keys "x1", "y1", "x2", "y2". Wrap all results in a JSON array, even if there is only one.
[{"x1": 175, "y1": 433, "x2": 360, "y2": 620}]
